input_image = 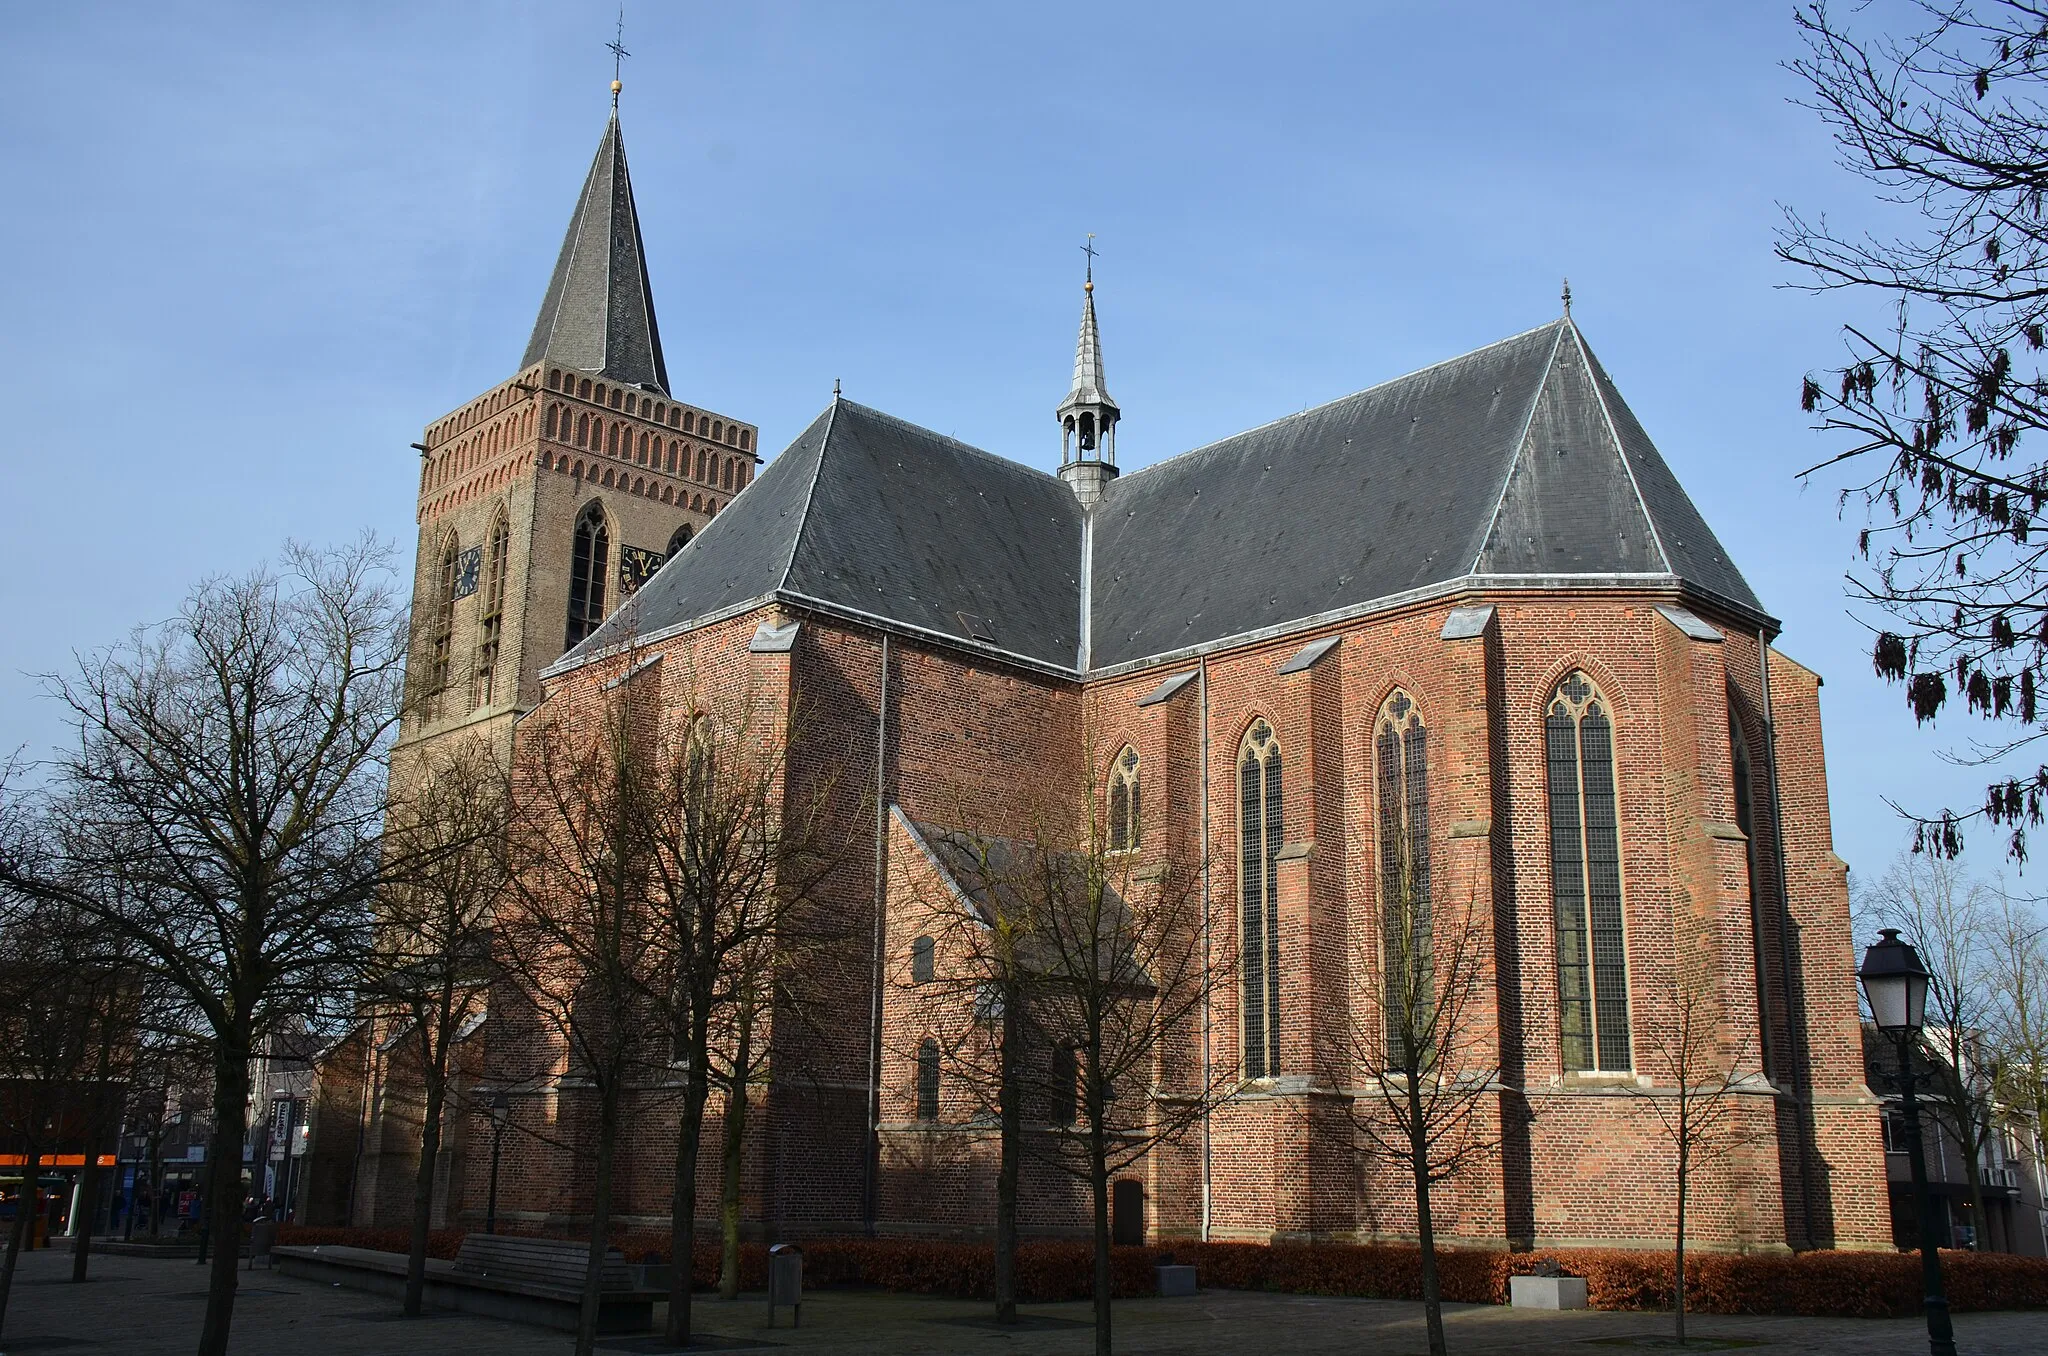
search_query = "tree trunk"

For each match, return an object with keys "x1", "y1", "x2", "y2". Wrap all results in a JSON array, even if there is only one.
[
  {"x1": 994, "y1": 995, "x2": 1020, "y2": 1326},
  {"x1": 1408, "y1": 1078, "x2": 1446, "y2": 1356},
  {"x1": 404, "y1": 1070, "x2": 446, "y2": 1317},
  {"x1": 0, "y1": 1146, "x2": 41, "y2": 1336},
  {"x1": 574, "y1": 1081, "x2": 621, "y2": 1356},
  {"x1": 197, "y1": 1049, "x2": 252, "y2": 1356},
  {"x1": 718, "y1": 1007, "x2": 753, "y2": 1302},
  {"x1": 1675, "y1": 1133, "x2": 1688, "y2": 1346},
  {"x1": 1090, "y1": 1112, "x2": 1112, "y2": 1356},
  {"x1": 665, "y1": 1053, "x2": 713, "y2": 1344},
  {"x1": 1958, "y1": 1125, "x2": 1988, "y2": 1250},
  {"x1": 70, "y1": 1146, "x2": 103, "y2": 1282}
]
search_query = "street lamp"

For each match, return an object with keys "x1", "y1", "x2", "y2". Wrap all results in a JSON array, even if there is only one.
[
  {"x1": 1859, "y1": 928, "x2": 1956, "y2": 1356},
  {"x1": 484, "y1": 1092, "x2": 510, "y2": 1236}
]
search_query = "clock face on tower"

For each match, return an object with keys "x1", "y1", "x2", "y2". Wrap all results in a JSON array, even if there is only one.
[{"x1": 453, "y1": 546, "x2": 482, "y2": 600}]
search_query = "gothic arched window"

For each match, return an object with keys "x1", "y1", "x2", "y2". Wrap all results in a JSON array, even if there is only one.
[
  {"x1": 1107, "y1": 746, "x2": 1140, "y2": 851},
  {"x1": 576, "y1": 412, "x2": 590, "y2": 448},
  {"x1": 1375, "y1": 690, "x2": 1432, "y2": 1064},
  {"x1": 474, "y1": 509, "x2": 510, "y2": 707},
  {"x1": 1238, "y1": 719, "x2": 1283, "y2": 1079},
  {"x1": 544, "y1": 404, "x2": 559, "y2": 439},
  {"x1": 666, "y1": 523, "x2": 693, "y2": 559},
  {"x1": 1546, "y1": 671, "x2": 1631, "y2": 1072},
  {"x1": 916, "y1": 1038, "x2": 941, "y2": 1121},
  {"x1": 564, "y1": 502, "x2": 610, "y2": 650},
  {"x1": 425, "y1": 532, "x2": 458, "y2": 705}
]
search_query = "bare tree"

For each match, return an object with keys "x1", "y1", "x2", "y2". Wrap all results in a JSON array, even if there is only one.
[
  {"x1": 0, "y1": 539, "x2": 403, "y2": 1356},
  {"x1": 1627, "y1": 912, "x2": 1762, "y2": 1346},
  {"x1": 894, "y1": 816, "x2": 1051, "y2": 1327},
  {"x1": 910, "y1": 800, "x2": 1229, "y2": 1356},
  {"x1": 1780, "y1": 0, "x2": 2048, "y2": 859},
  {"x1": 1332, "y1": 841, "x2": 1499, "y2": 1356},
  {"x1": 631, "y1": 681, "x2": 840, "y2": 1346},
  {"x1": 498, "y1": 659, "x2": 662, "y2": 1356},
  {"x1": 1985, "y1": 886, "x2": 2048, "y2": 1156},
  {"x1": 370, "y1": 736, "x2": 506, "y2": 1316},
  {"x1": 1862, "y1": 852, "x2": 2002, "y2": 1245}
]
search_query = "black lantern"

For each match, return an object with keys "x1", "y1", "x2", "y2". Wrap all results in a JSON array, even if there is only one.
[
  {"x1": 1859, "y1": 928, "x2": 1930, "y2": 1034},
  {"x1": 1858, "y1": 928, "x2": 1954, "y2": 1356}
]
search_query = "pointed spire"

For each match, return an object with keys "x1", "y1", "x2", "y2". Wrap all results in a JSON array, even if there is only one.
[
  {"x1": 1057, "y1": 237, "x2": 1121, "y2": 505},
  {"x1": 521, "y1": 106, "x2": 670, "y2": 394}
]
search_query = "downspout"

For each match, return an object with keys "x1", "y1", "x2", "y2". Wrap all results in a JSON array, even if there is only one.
[
  {"x1": 862, "y1": 633, "x2": 891, "y2": 1236},
  {"x1": 1198, "y1": 655, "x2": 1214, "y2": 1242},
  {"x1": 1757, "y1": 631, "x2": 1815, "y2": 1239}
]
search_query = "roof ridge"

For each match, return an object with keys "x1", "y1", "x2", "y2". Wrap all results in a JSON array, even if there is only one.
[
  {"x1": 777, "y1": 400, "x2": 839, "y2": 593},
  {"x1": 1568, "y1": 319, "x2": 1671, "y2": 572},
  {"x1": 1467, "y1": 321, "x2": 1568, "y2": 574},
  {"x1": 1109, "y1": 317, "x2": 1567, "y2": 488},
  {"x1": 835, "y1": 399, "x2": 1064, "y2": 483}
]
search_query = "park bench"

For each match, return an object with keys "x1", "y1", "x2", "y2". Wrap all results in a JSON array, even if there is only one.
[{"x1": 273, "y1": 1234, "x2": 661, "y2": 1333}]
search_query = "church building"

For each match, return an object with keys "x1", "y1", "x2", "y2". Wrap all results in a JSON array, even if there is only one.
[{"x1": 309, "y1": 95, "x2": 1893, "y2": 1254}]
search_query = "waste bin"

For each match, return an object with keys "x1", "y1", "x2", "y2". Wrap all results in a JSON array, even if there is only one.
[{"x1": 767, "y1": 1243, "x2": 802, "y2": 1328}]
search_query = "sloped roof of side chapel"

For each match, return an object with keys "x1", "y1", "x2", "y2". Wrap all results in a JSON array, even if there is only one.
[{"x1": 570, "y1": 315, "x2": 1766, "y2": 675}]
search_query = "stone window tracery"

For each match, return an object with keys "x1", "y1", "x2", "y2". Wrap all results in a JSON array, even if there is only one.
[
  {"x1": 1107, "y1": 746, "x2": 1140, "y2": 851},
  {"x1": 564, "y1": 502, "x2": 610, "y2": 650},
  {"x1": 916, "y1": 1038, "x2": 941, "y2": 1121},
  {"x1": 1545, "y1": 671, "x2": 1631, "y2": 1072},
  {"x1": 1238, "y1": 719, "x2": 1283, "y2": 1079},
  {"x1": 1375, "y1": 690, "x2": 1432, "y2": 1064},
  {"x1": 474, "y1": 510, "x2": 509, "y2": 708}
]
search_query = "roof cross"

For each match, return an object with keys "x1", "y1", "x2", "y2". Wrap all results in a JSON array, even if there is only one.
[
  {"x1": 1081, "y1": 233, "x2": 1098, "y2": 287},
  {"x1": 607, "y1": 5, "x2": 630, "y2": 105}
]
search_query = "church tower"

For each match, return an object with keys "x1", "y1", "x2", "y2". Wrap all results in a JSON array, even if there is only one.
[
  {"x1": 1056, "y1": 252, "x2": 1120, "y2": 506},
  {"x1": 391, "y1": 90, "x2": 760, "y2": 773}
]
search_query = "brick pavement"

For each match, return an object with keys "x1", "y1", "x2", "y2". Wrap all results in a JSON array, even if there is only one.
[{"x1": 9, "y1": 1247, "x2": 2041, "y2": 1355}]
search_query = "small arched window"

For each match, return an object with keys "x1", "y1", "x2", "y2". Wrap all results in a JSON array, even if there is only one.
[
  {"x1": 547, "y1": 369, "x2": 561, "y2": 390},
  {"x1": 636, "y1": 431, "x2": 648, "y2": 465},
  {"x1": 1375, "y1": 690, "x2": 1432, "y2": 1064},
  {"x1": 910, "y1": 935, "x2": 935, "y2": 985},
  {"x1": 916, "y1": 1038, "x2": 941, "y2": 1121},
  {"x1": 667, "y1": 441, "x2": 679, "y2": 474},
  {"x1": 667, "y1": 524, "x2": 693, "y2": 558},
  {"x1": 606, "y1": 423, "x2": 619, "y2": 455},
  {"x1": 682, "y1": 410, "x2": 695, "y2": 433},
  {"x1": 564, "y1": 502, "x2": 610, "y2": 650},
  {"x1": 544, "y1": 404, "x2": 558, "y2": 438},
  {"x1": 723, "y1": 457, "x2": 735, "y2": 491},
  {"x1": 697, "y1": 449, "x2": 709, "y2": 481},
  {"x1": 712, "y1": 420, "x2": 724, "y2": 441},
  {"x1": 578, "y1": 377, "x2": 592, "y2": 399},
  {"x1": 1546, "y1": 671, "x2": 1631, "y2": 1072},
  {"x1": 576, "y1": 412, "x2": 590, "y2": 447},
  {"x1": 475, "y1": 510, "x2": 510, "y2": 707},
  {"x1": 1238, "y1": 719, "x2": 1283, "y2": 1079},
  {"x1": 1107, "y1": 746, "x2": 1140, "y2": 851},
  {"x1": 739, "y1": 429, "x2": 751, "y2": 451}
]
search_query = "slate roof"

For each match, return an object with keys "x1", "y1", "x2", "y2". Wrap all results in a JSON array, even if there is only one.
[
  {"x1": 565, "y1": 316, "x2": 1766, "y2": 676},
  {"x1": 521, "y1": 110, "x2": 670, "y2": 394},
  {"x1": 578, "y1": 400, "x2": 1083, "y2": 662}
]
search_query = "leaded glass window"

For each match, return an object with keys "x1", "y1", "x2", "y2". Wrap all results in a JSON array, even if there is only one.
[
  {"x1": 425, "y1": 533, "x2": 457, "y2": 705},
  {"x1": 1546, "y1": 671, "x2": 1631, "y2": 1072},
  {"x1": 1239, "y1": 720, "x2": 1283, "y2": 1079},
  {"x1": 475, "y1": 510, "x2": 509, "y2": 708},
  {"x1": 910, "y1": 934, "x2": 935, "y2": 985},
  {"x1": 565, "y1": 502, "x2": 610, "y2": 650},
  {"x1": 916, "y1": 1038, "x2": 941, "y2": 1121},
  {"x1": 1375, "y1": 690, "x2": 1432, "y2": 1065},
  {"x1": 1107, "y1": 746, "x2": 1140, "y2": 851}
]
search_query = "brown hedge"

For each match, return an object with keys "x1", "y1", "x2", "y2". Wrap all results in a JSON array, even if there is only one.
[{"x1": 268, "y1": 1227, "x2": 2048, "y2": 1316}]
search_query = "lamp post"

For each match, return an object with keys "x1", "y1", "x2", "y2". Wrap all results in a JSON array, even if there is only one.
[
  {"x1": 484, "y1": 1092, "x2": 510, "y2": 1236},
  {"x1": 1859, "y1": 928, "x2": 1957, "y2": 1356}
]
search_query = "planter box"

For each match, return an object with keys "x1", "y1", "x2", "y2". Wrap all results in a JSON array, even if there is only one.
[
  {"x1": 1157, "y1": 1264, "x2": 1198, "y2": 1297},
  {"x1": 1509, "y1": 1275, "x2": 1588, "y2": 1310}
]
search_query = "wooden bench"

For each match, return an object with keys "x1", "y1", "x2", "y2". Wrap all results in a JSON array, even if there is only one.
[{"x1": 273, "y1": 1235, "x2": 661, "y2": 1333}]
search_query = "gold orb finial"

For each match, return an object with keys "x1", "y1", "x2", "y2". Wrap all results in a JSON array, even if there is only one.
[
  {"x1": 1084, "y1": 279, "x2": 1093, "y2": 293},
  {"x1": 611, "y1": 78, "x2": 623, "y2": 94}
]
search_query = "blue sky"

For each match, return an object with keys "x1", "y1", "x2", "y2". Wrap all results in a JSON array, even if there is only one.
[{"x1": 0, "y1": 1, "x2": 2001, "y2": 881}]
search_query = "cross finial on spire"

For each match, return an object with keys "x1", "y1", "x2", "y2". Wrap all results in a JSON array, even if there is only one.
[
  {"x1": 607, "y1": 4, "x2": 630, "y2": 107},
  {"x1": 1562, "y1": 277, "x2": 1573, "y2": 318},
  {"x1": 1081, "y1": 233, "x2": 1098, "y2": 292}
]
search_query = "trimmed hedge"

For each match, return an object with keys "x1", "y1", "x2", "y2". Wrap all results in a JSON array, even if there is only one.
[
  {"x1": 269, "y1": 1227, "x2": 2048, "y2": 1316},
  {"x1": 274, "y1": 1225, "x2": 467, "y2": 1260}
]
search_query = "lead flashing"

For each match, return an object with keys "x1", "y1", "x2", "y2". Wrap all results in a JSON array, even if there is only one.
[
  {"x1": 750, "y1": 621, "x2": 800, "y2": 653},
  {"x1": 1137, "y1": 669, "x2": 1199, "y2": 707},
  {"x1": 1275, "y1": 635, "x2": 1340, "y2": 675},
  {"x1": 1655, "y1": 605, "x2": 1722, "y2": 643},
  {"x1": 1440, "y1": 605, "x2": 1495, "y2": 640}
]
